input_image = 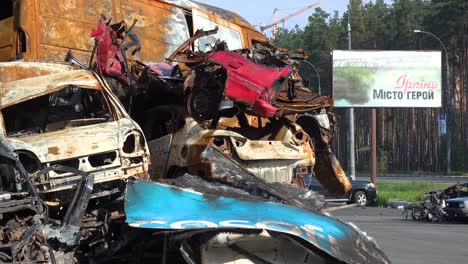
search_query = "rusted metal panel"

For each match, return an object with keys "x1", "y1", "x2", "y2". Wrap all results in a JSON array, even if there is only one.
[
  {"x1": 41, "y1": 44, "x2": 92, "y2": 66},
  {"x1": 38, "y1": 0, "x2": 115, "y2": 22},
  {"x1": 149, "y1": 117, "x2": 315, "y2": 187},
  {"x1": 0, "y1": 17, "x2": 14, "y2": 61},
  {"x1": 245, "y1": 30, "x2": 267, "y2": 47},
  {"x1": 229, "y1": 139, "x2": 307, "y2": 160},
  {"x1": 7, "y1": 122, "x2": 120, "y2": 162},
  {"x1": 35, "y1": 0, "x2": 189, "y2": 62},
  {"x1": 190, "y1": 1, "x2": 258, "y2": 31},
  {"x1": 38, "y1": 16, "x2": 95, "y2": 53},
  {"x1": 0, "y1": 61, "x2": 76, "y2": 83},
  {"x1": 121, "y1": 1, "x2": 189, "y2": 46},
  {"x1": 17, "y1": 0, "x2": 38, "y2": 60},
  {"x1": 192, "y1": 7, "x2": 244, "y2": 51},
  {"x1": 148, "y1": 134, "x2": 173, "y2": 178},
  {"x1": 245, "y1": 160, "x2": 298, "y2": 184},
  {"x1": 132, "y1": 37, "x2": 177, "y2": 62},
  {"x1": 7, "y1": 0, "x2": 266, "y2": 63}
]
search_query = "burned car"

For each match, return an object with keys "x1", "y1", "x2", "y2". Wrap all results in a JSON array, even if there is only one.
[
  {"x1": 90, "y1": 148, "x2": 390, "y2": 264},
  {"x1": 0, "y1": 141, "x2": 93, "y2": 263},
  {"x1": 0, "y1": 62, "x2": 149, "y2": 203},
  {"x1": 441, "y1": 183, "x2": 468, "y2": 220},
  {"x1": 405, "y1": 183, "x2": 468, "y2": 221},
  {"x1": 61, "y1": 18, "x2": 350, "y2": 196},
  {"x1": 143, "y1": 32, "x2": 350, "y2": 195},
  {"x1": 149, "y1": 116, "x2": 315, "y2": 188}
]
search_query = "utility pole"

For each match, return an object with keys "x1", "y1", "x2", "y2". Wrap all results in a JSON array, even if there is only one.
[
  {"x1": 347, "y1": 3, "x2": 356, "y2": 180},
  {"x1": 413, "y1": 30, "x2": 451, "y2": 175}
]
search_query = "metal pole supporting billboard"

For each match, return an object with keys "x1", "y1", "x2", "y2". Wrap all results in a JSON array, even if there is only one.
[
  {"x1": 347, "y1": 3, "x2": 356, "y2": 180},
  {"x1": 371, "y1": 109, "x2": 377, "y2": 184},
  {"x1": 413, "y1": 30, "x2": 451, "y2": 174}
]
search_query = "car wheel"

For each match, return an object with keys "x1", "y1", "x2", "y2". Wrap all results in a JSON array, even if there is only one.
[{"x1": 354, "y1": 191, "x2": 368, "y2": 207}]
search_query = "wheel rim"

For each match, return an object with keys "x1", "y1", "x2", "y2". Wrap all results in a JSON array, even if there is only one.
[{"x1": 357, "y1": 193, "x2": 367, "y2": 206}]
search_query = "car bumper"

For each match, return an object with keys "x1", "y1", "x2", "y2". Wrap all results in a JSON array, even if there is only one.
[
  {"x1": 444, "y1": 207, "x2": 468, "y2": 218},
  {"x1": 367, "y1": 188, "x2": 378, "y2": 202}
]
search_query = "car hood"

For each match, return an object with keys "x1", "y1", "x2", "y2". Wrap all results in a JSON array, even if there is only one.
[
  {"x1": 351, "y1": 180, "x2": 373, "y2": 187},
  {"x1": 125, "y1": 179, "x2": 390, "y2": 264},
  {"x1": 6, "y1": 118, "x2": 135, "y2": 162},
  {"x1": 447, "y1": 197, "x2": 468, "y2": 203}
]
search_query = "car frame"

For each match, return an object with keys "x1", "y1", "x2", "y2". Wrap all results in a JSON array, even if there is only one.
[
  {"x1": 0, "y1": 141, "x2": 93, "y2": 262},
  {"x1": 148, "y1": 116, "x2": 315, "y2": 188},
  {"x1": 0, "y1": 61, "x2": 149, "y2": 200}
]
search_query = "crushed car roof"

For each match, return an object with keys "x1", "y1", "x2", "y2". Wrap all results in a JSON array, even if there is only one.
[
  {"x1": 0, "y1": 67, "x2": 101, "y2": 109},
  {"x1": 0, "y1": 61, "x2": 77, "y2": 83}
]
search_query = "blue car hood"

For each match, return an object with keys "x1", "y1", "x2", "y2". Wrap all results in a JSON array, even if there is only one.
[{"x1": 125, "y1": 180, "x2": 389, "y2": 264}]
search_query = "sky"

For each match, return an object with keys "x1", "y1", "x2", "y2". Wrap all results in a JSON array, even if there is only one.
[{"x1": 197, "y1": 1, "x2": 391, "y2": 32}]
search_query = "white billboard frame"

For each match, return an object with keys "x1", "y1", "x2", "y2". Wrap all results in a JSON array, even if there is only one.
[{"x1": 332, "y1": 50, "x2": 442, "y2": 108}]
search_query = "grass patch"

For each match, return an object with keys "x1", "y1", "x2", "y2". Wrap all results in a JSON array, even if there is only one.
[{"x1": 376, "y1": 181, "x2": 452, "y2": 206}]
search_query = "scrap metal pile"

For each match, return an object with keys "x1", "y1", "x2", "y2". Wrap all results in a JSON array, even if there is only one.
[
  {"x1": 404, "y1": 183, "x2": 468, "y2": 222},
  {"x1": 0, "y1": 15, "x2": 390, "y2": 263},
  {"x1": 85, "y1": 15, "x2": 352, "y2": 196}
]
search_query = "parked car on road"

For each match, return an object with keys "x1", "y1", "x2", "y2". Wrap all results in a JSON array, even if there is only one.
[{"x1": 306, "y1": 175, "x2": 377, "y2": 206}]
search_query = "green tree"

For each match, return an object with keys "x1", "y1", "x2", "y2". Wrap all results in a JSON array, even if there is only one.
[{"x1": 273, "y1": 26, "x2": 304, "y2": 51}]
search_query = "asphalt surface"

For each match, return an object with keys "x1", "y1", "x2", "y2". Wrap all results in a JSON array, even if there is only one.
[
  {"x1": 331, "y1": 206, "x2": 468, "y2": 264},
  {"x1": 356, "y1": 176, "x2": 467, "y2": 184}
]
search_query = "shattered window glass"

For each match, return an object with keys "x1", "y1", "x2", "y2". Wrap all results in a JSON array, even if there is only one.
[{"x1": 1, "y1": 86, "x2": 111, "y2": 137}]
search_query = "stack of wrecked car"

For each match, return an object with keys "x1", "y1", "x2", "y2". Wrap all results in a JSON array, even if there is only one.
[
  {"x1": 0, "y1": 60, "x2": 391, "y2": 264},
  {"x1": 79, "y1": 16, "x2": 351, "y2": 197},
  {"x1": 0, "y1": 12, "x2": 391, "y2": 263}
]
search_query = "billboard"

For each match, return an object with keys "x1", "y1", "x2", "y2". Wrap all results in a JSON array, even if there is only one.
[{"x1": 332, "y1": 50, "x2": 442, "y2": 107}]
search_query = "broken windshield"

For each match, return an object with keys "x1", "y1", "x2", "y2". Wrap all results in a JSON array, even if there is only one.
[{"x1": 1, "y1": 86, "x2": 111, "y2": 137}]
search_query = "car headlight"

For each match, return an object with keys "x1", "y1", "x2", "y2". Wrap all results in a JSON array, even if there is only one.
[
  {"x1": 368, "y1": 183, "x2": 376, "y2": 188},
  {"x1": 460, "y1": 203, "x2": 466, "y2": 208}
]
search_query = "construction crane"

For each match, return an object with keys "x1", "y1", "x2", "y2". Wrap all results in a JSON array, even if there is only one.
[{"x1": 261, "y1": 1, "x2": 321, "y2": 35}]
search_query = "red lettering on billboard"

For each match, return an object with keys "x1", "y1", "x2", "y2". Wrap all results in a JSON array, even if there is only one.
[{"x1": 395, "y1": 74, "x2": 438, "y2": 94}]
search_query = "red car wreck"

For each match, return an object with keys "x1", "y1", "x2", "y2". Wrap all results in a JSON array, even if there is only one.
[{"x1": 187, "y1": 50, "x2": 293, "y2": 119}]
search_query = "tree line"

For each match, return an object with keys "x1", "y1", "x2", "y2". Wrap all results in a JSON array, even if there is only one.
[{"x1": 273, "y1": 0, "x2": 467, "y2": 174}]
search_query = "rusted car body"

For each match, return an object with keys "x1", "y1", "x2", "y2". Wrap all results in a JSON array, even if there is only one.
[
  {"x1": 150, "y1": 117, "x2": 315, "y2": 187},
  {"x1": 0, "y1": 0, "x2": 266, "y2": 63},
  {"x1": 186, "y1": 50, "x2": 293, "y2": 119},
  {"x1": 118, "y1": 176, "x2": 390, "y2": 264},
  {"x1": 72, "y1": 19, "x2": 350, "y2": 196},
  {"x1": 146, "y1": 31, "x2": 352, "y2": 196},
  {"x1": 82, "y1": 147, "x2": 389, "y2": 263},
  {"x1": 0, "y1": 62, "x2": 148, "y2": 200},
  {"x1": 0, "y1": 142, "x2": 93, "y2": 263}
]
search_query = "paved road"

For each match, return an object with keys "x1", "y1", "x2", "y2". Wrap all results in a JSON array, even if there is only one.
[
  {"x1": 331, "y1": 207, "x2": 468, "y2": 264},
  {"x1": 356, "y1": 175, "x2": 466, "y2": 184}
]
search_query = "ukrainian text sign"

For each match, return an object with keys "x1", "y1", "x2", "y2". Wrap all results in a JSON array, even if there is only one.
[{"x1": 333, "y1": 50, "x2": 442, "y2": 107}]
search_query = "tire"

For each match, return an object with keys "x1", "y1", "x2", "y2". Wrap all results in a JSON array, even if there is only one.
[{"x1": 354, "y1": 191, "x2": 368, "y2": 207}]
